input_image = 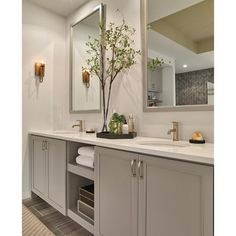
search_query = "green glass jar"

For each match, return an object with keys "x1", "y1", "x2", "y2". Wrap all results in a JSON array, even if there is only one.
[{"x1": 109, "y1": 120, "x2": 123, "y2": 134}]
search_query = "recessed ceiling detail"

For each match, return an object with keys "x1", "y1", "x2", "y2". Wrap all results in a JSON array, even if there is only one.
[{"x1": 150, "y1": 0, "x2": 214, "y2": 54}]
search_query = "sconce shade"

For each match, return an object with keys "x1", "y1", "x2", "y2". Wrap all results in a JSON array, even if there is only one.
[
  {"x1": 82, "y1": 69, "x2": 90, "y2": 88},
  {"x1": 35, "y1": 62, "x2": 45, "y2": 83}
]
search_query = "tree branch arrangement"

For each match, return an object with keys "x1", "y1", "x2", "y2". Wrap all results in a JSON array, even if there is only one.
[{"x1": 86, "y1": 19, "x2": 140, "y2": 132}]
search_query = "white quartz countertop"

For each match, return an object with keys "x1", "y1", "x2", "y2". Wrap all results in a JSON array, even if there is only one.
[{"x1": 29, "y1": 130, "x2": 214, "y2": 165}]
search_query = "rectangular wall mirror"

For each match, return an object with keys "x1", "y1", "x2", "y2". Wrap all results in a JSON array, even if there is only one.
[
  {"x1": 142, "y1": 0, "x2": 214, "y2": 111},
  {"x1": 70, "y1": 4, "x2": 105, "y2": 113}
]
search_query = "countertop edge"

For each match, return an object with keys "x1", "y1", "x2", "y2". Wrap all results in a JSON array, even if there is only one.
[{"x1": 28, "y1": 130, "x2": 214, "y2": 165}]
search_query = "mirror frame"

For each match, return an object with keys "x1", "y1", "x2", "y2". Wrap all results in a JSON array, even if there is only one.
[
  {"x1": 69, "y1": 3, "x2": 105, "y2": 113},
  {"x1": 141, "y1": 0, "x2": 214, "y2": 112}
]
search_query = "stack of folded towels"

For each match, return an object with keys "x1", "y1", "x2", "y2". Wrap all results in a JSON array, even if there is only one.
[{"x1": 76, "y1": 146, "x2": 95, "y2": 169}]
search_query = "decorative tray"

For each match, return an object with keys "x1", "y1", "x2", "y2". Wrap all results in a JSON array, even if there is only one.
[{"x1": 96, "y1": 132, "x2": 137, "y2": 139}]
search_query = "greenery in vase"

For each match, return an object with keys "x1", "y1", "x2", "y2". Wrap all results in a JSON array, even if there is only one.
[
  {"x1": 108, "y1": 113, "x2": 126, "y2": 134},
  {"x1": 85, "y1": 18, "x2": 140, "y2": 132},
  {"x1": 148, "y1": 57, "x2": 164, "y2": 71}
]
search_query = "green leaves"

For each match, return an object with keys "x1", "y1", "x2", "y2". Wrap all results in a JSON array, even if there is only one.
[
  {"x1": 85, "y1": 17, "x2": 140, "y2": 131},
  {"x1": 147, "y1": 57, "x2": 164, "y2": 71},
  {"x1": 108, "y1": 112, "x2": 126, "y2": 134},
  {"x1": 86, "y1": 19, "x2": 140, "y2": 83},
  {"x1": 111, "y1": 113, "x2": 126, "y2": 123}
]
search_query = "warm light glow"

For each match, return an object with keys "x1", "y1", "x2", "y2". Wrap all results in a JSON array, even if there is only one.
[
  {"x1": 183, "y1": 64, "x2": 188, "y2": 68},
  {"x1": 35, "y1": 61, "x2": 45, "y2": 83},
  {"x1": 82, "y1": 68, "x2": 90, "y2": 88}
]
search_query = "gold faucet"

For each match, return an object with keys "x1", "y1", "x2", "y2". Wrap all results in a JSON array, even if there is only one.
[
  {"x1": 167, "y1": 121, "x2": 179, "y2": 141},
  {"x1": 72, "y1": 120, "x2": 83, "y2": 132}
]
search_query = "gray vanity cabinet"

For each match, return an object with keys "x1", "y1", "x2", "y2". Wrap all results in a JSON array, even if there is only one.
[
  {"x1": 95, "y1": 147, "x2": 139, "y2": 236},
  {"x1": 138, "y1": 154, "x2": 213, "y2": 236},
  {"x1": 31, "y1": 136, "x2": 48, "y2": 198},
  {"x1": 31, "y1": 136, "x2": 66, "y2": 215},
  {"x1": 95, "y1": 147, "x2": 213, "y2": 236}
]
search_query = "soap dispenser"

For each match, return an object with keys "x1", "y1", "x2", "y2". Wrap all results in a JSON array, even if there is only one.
[{"x1": 128, "y1": 114, "x2": 135, "y2": 133}]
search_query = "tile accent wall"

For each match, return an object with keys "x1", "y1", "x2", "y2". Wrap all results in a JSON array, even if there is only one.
[{"x1": 175, "y1": 68, "x2": 214, "y2": 105}]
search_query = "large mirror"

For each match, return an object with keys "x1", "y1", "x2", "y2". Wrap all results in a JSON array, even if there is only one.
[
  {"x1": 70, "y1": 4, "x2": 105, "y2": 113},
  {"x1": 142, "y1": 0, "x2": 214, "y2": 111}
]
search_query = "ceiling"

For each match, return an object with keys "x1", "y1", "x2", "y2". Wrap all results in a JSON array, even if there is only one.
[
  {"x1": 150, "y1": 0, "x2": 214, "y2": 54},
  {"x1": 148, "y1": 29, "x2": 214, "y2": 73},
  {"x1": 148, "y1": 0, "x2": 214, "y2": 73},
  {"x1": 27, "y1": 0, "x2": 89, "y2": 16}
]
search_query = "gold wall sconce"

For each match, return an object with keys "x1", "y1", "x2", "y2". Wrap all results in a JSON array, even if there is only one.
[
  {"x1": 82, "y1": 68, "x2": 90, "y2": 88},
  {"x1": 35, "y1": 61, "x2": 45, "y2": 83}
]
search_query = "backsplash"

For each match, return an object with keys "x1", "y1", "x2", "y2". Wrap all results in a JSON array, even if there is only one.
[{"x1": 176, "y1": 68, "x2": 214, "y2": 105}]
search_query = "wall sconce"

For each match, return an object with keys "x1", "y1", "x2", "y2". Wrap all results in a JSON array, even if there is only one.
[
  {"x1": 35, "y1": 61, "x2": 45, "y2": 83},
  {"x1": 82, "y1": 68, "x2": 90, "y2": 88}
]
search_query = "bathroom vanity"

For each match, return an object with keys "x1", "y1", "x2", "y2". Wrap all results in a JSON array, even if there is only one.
[
  {"x1": 31, "y1": 136, "x2": 66, "y2": 215},
  {"x1": 29, "y1": 130, "x2": 213, "y2": 236}
]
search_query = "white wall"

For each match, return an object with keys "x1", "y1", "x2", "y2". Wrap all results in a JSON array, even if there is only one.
[
  {"x1": 22, "y1": 0, "x2": 214, "y2": 199},
  {"x1": 22, "y1": 0, "x2": 66, "y2": 198},
  {"x1": 64, "y1": 0, "x2": 213, "y2": 143}
]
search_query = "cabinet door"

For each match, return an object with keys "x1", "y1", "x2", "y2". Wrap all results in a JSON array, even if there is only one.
[
  {"x1": 48, "y1": 138, "x2": 66, "y2": 215},
  {"x1": 31, "y1": 136, "x2": 48, "y2": 199},
  {"x1": 151, "y1": 69, "x2": 162, "y2": 92},
  {"x1": 95, "y1": 147, "x2": 138, "y2": 236},
  {"x1": 138, "y1": 155, "x2": 213, "y2": 236}
]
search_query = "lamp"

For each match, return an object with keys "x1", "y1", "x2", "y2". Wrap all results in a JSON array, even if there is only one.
[
  {"x1": 82, "y1": 68, "x2": 90, "y2": 88},
  {"x1": 35, "y1": 61, "x2": 45, "y2": 83}
]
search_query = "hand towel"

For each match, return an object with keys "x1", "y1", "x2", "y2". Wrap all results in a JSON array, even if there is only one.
[
  {"x1": 78, "y1": 146, "x2": 95, "y2": 158},
  {"x1": 76, "y1": 155, "x2": 94, "y2": 169}
]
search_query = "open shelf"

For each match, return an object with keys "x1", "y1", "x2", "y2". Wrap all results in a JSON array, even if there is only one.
[
  {"x1": 67, "y1": 141, "x2": 95, "y2": 163},
  {"x1": 67, "y1": 141, "x2": 95, "y2": 181},
  {"x1": 67, "y1": 172, "x2": 94, "y2": 234},
  {"x1": 67, "y1": 141, "x2": 95, "y2": 234},
  {"x1": 68, "y1": 163, "x2": 94, "y2": 180},
  {"x1": 148, "y1": 90, "x2": 161, "y2": 93},
  {"x1": 68, "y1": 207, "x2": 94, "y2": 234}
]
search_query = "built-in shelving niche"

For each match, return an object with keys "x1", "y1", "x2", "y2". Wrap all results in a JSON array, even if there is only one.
[{"x1": 67, "y1": 141, "x2": 95, "y2": 234}]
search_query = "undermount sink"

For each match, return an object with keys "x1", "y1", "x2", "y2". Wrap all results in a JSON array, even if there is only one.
[
  {"x1": 53, "y1": 130, "x2": 78, "y2": 134},
  {"x1": 137, "y1": 140, "x2": 189, "y2": 148}
]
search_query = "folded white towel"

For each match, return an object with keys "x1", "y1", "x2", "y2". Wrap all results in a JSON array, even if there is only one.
[
  {"x1": 76, "y1": 155, "x2": 94, "y2": 169},
  {"x1": 78, "y1": 146, "x2": 95, "y2": 158}
]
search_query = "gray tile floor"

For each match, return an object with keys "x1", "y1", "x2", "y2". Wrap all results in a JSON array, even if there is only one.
[
  {"x1": 23, "y1": 197, "x2": 93, "y2": 236},
  {"x1": 22, "y1": 204, "x2": 55, "y2": 236}
]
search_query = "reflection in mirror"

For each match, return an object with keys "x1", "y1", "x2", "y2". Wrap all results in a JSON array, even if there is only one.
[
  {"x1": 144, "y1": 0, "x2": 214, "y2": 110},
  {"x1": 70, "y1": 4, "x2": 104, "y2": 113}
]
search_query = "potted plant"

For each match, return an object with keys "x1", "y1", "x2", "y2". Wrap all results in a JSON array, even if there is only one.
[
  {"x1": 108, "y1": 112, "x2": 126, "y2": 135},
  {"x1": 85, "y1": 19, "x2": 140, "y2": 134}
]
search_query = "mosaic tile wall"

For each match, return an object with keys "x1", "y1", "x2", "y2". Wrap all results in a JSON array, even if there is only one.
[{"x1": 175, "y1": 68, "x2": 214, "y2": 105}]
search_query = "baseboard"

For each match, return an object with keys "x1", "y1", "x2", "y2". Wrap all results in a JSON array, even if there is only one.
[{"x1": 22, "y1": 191, "x2": 31, "y2": 200}]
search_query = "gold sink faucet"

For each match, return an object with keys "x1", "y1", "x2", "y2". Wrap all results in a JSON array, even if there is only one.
[
  {"x1": 167, "y1": 121, "x2": 179, "y2": 141},
  {"x1": 72, "y1": 120, "x2": 83, "y2": 132}
]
